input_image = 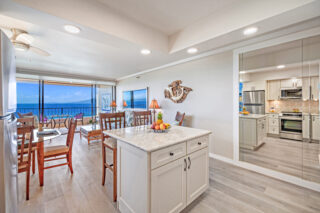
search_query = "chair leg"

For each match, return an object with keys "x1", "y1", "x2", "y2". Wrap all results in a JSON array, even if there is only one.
[
  {"x1": 67, "y1": 153, "x2": 73, "y2": 174},
  {"x1": 113, "y1": 148, "x2": 117, "y2": 202},
  {"x1": 26, "y1": 167, "x2": 30, "y2": 200},
  {"x1": 102, "y1": 144, "x2": 106, "y2": 186},
  {"x1": 32, "y1": 151, "x2": 35, "y2": 174}
]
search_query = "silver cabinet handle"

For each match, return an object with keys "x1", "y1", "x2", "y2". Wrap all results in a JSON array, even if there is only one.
[
  {"x1": 184, "y1": 158, "x2": 187, "y2": 171},
  {"x1": 188, "y1": 157, "x2": 191, "y2": 169}
]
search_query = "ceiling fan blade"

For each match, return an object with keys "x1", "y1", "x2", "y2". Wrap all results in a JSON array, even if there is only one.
[
  {"x1": 17, "y1": 33, "x2": 34, "y2": 44},
  {"x1": 30, "y1": 46, "x2": 50, "y2": 56}
]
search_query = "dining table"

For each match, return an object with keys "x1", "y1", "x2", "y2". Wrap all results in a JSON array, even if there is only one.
[{"x1": 32, "y1": 128, "x2": 62, "y2": 186}]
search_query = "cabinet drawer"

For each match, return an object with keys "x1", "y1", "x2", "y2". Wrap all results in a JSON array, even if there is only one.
[
  {"x1": 268, "y1": 118, "x2": 279, "y2": 127},
  {"x1": 151, "y1": 142, "x2": 186, "y2": 169},
  {"x1": 187, "y1": 136, "x2": 209, "y2": 154},
  {"x1": 268, "y1": 114, "x2": 279, "y2": 119}
]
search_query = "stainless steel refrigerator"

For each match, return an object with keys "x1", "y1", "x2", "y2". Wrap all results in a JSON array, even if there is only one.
[
  {"x1": 0, "y1": 30, "x2": 18, "y2": 213},
  {"x1": 243, "y1": 90, "x2": 265, "y2": 115}
]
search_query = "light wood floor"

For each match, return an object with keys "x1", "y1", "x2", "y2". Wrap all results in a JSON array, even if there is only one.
[
  {"x1": 240, "y1": 137, "x2": 320, "y2": 183},
  {"x1": 19, "y1": 133, "x2": 320, "y2": 213}
]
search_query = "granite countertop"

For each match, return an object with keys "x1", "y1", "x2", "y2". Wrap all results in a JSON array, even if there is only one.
[
  {"x1": 239, "y1": 114, "x2": 267, "y2": 119},
  {"x1": 103, "y1": 125, "x2": 211, "y2": 152}
]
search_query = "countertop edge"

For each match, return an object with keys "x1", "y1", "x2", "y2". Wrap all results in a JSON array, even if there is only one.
[{"x1": 105, "y1": 131, "x2": 212, "y2": 153}]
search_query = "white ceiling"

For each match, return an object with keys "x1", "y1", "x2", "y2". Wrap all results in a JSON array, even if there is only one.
[
  {"x1": 96, "y1": 0, "x2": 239, "y2": 35},
  {"x1": 0, "y1": 0, "x2": 319, "y2": 81}
]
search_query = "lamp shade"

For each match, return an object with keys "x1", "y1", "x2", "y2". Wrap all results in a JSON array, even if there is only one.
[
  {"x1": 149, "y1": 99, "x2": 160, "y2": 109},
  {"x1": 123, "y1": 100, "x2": 128, "y2": 107},
  {"x1": 110, "y1": 100, "x2": 117, "y2": 107}
]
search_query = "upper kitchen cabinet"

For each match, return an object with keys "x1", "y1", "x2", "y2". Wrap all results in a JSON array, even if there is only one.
[
  {"x1": 267, "y1": 80, "x2": 280, "y2": 101},
  {"x1": 311, "y1": 76, "x2": 319, "y2": 101},
  {"x1": 281, "y1": 78, "x2": 302, "y2": 88}
]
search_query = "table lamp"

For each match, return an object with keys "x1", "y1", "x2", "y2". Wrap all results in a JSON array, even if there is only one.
[
  {"x1": 123, "y1": 100, "x2": 128, "y2": 108},
  {"x1": 149, "y1": 99, "x2": 160, "y2": 123},
  {"x1": 110, "y1": 100, "x2": 117, "y2": 112}
]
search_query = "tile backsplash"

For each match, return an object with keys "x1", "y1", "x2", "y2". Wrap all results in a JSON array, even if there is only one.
[{"x1": 267, "y1": 100, "x2": 319, "y2": 113}]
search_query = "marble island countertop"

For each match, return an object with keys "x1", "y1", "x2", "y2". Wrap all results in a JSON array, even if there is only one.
[
  {"x1": 239, "y1": 114, "x2": 267, "y2": 119},
  {"x1": 104, "y1": 125, "x2": 211, "y2": 152}
]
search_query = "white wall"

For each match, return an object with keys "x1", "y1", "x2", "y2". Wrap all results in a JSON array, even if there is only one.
[{"x1": 117, "y1": 51, "x2": 234, "y2": 159}]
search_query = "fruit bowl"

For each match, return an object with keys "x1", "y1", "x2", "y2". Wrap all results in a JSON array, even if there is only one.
[{"x1": 152, "y1": 126, "x2": 171, "y2": 133}]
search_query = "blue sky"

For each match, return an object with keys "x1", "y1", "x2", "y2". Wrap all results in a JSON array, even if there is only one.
[{"x1": 17, "y1": 82, "x2": 92, "y2": 104}]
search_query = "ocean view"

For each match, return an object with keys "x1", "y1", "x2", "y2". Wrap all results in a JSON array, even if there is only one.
[{"x1": 16, "y1": 103, "x2": 100, "y2": 117}]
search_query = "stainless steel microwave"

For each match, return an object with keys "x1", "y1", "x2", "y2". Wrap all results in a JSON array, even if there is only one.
[{"x1": 280, "y1": 88, "x2": 302, "y2": 99}]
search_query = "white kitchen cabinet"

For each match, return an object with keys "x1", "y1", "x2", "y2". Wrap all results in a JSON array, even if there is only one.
[
  {"x1": 186, "y1": 148, "x2": 208, "y2": 205},
  {"x1": 267, "y1": 80, "x2": 281, "y2": 100},
  {"x1": 267, "y1": 114, "x2": 279, "y2": 135},
  {"x1": 151, "y1": 157, "x2": 186, "y2": 213},
  {"x1": 151, "y1": 147, "x2": 209, "y2": 213},
  {"x1": 239, "y1": 116, "x2": 266, "y2": 150},
  {"x1": 311, "y1": 76, "x2": 319, "y2": 101},
  {"x1": 302, "y1": 114, "x2": 310, "y2": 139},
  {"x1": 302, "y1": 77, "x2": 311, "y2": 101},
  {"x1": 281, "y1": 78, "x2": 302, "y2": 88},
  {"x1": 312, "y1": 115, "x2": 320, "y2": 140}
]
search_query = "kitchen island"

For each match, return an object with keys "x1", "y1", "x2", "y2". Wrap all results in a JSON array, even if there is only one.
[{"x1": 104, "y1": 125, "x2": 211, "y2": 213}]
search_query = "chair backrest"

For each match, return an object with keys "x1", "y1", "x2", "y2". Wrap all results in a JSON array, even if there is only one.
[
  {"x1": 17, "y1": 126, "x2": 33, "y2": 165},
  {"x1": 66, "y1": 119, "x2": 77, "y2": 152},
  {"x1": 75, "y1": 113, "x2": 83, "y2": 119},
  {"x1": 133, "y1": 111, "x2": 152, "y2": 126},
  {"x1": 17, "y1": 112, "x2": 33, "y2": 118},
  {"x1": 18, "y1": 117, "x2": 35, "y2": 128},
  {"x1": 99, "y1": 112, "x2": 126, "y2": 139},
  {"x1": 175, "y1": 111, "x2": 185, "y2": 126}
]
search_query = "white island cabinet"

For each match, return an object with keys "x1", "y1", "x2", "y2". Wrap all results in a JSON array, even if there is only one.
[{"x1": 104, "y1": 125, "x2": 211, "y2": 213}]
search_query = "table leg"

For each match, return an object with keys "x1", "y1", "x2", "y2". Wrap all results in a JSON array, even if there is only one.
[{"x1": 37, "y1": 141, "x2": 44, "y2": 186}]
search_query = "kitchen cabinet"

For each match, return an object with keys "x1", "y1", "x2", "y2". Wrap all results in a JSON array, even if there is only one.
[
  {"x1": 151, "y1": 145, "x2": 209, "y2": 213},
  {"x1": 267, "y1": 114, "x2": 279, "y2": 135},
  {"x1": 240, "y1": 115, "x2": 266, "y2": 150},
  {"x1": 112, "y1": 126, "x2": 211, "y2": 213},
  {"x1": 281, "y1": 78, "x2": 302, "y2": 88},
  {"x1": 186, "y1": 148, "x2": 208, "y2": 205},
  {"x1": 267, "y1": 80, "x2": 281, "y2": 100},
  {"x1": 312, "y1": 115, "x2": 320, "y2": 140},
  {"x1": 151, "y1": 157, "x2": 186, "y2": 213},
  {"x1": 311, "y1": 76, "x2": 319, "y2": 101},
  {"x1": 302, "y1": 77, "x2": 311, "y2": 101},
  {"x1": 302, "y1": 114, "x2": 310, "y2": 139}
]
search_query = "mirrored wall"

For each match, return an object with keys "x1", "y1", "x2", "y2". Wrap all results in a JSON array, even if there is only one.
[{"x1": 239, "y1": 35, "x2": 320, "y2": 183}]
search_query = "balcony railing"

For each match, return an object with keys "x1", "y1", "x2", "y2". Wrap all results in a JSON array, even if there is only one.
[{"x1": 16, "y1": 107, "x2": 111, "y2": 118}]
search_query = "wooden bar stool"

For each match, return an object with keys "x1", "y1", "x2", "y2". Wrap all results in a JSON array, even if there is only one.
[
  {"x1": 133, "y1": 110, "x2": 152, "y2": 126},
  {"x1": 99, "y1": 112, "x2": 125, "y2": 202},
  {"x1": 17, "y1": 126, "x2": 34, "y2": 200}
]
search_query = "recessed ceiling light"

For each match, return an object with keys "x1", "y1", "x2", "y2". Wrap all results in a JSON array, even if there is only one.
[
  {"x1": 187, "y1": 47, "x2": 198, "y2": 54},
  {"x1": 243, "y1": 27, "x2": 258, "y2": 35},
  {"x1": 277, "y1": 65, "x2": 285, "y2": 69},
  {"x1": 64, "y1": 25, "x2": 81, "y2": 34},
  {"x1": 140, "y1": 49, "x2": 151, "y2": 55},
  {"x1": 239, "y1": 71, "x2": 246, "y2": 74}
]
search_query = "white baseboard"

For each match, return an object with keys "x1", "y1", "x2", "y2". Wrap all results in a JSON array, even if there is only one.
[{"x1": 209, "y1": 153, "x2": 320, "y2": 193}]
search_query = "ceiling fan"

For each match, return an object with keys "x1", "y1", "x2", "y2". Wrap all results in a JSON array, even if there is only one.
[{"x1": 10, "y1": 28, "x2": 50, "y2": 56}]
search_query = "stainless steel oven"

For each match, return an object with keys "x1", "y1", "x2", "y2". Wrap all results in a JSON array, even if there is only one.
[{"x1": 279, "y1": 112, "x2": 302, "y2": 141}]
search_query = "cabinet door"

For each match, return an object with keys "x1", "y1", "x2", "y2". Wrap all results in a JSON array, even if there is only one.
[
  {"x1": 296, "y1": 78, "x2": 302, "y2": 87},
  {"x1": 280, "y1": 79, "x2": 293, "y2": 88},
  {"x1": 302, "y1": 115, "x2": 310, "y2": 139},
  {"x1": 186, "y1": 148, "x2": 209, "y2": 205},
  {"x1": 267, "y1": 80, "x2": 280, "y2": 100},
  {"x1": 312, "y1": 115, "x2": 320, "y2": 140},
  {"x1": 302, "y1": 77, "x2": 310, "y2": 101},
  {"x1": 151, "y1": 157, "x2": 186, "y2": 213},
  {"x1": 311, "y1": 76, "x2": 319, "y2": 101}
]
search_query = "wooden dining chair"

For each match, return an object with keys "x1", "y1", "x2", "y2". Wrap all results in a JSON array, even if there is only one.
[
  {"x1": 42, "y1": 119, "x2": 77, "y2": 174},
  {"x1": 17, "y1": 117, "x2": 37, "y2": 174},
  {"x1": 99, "y1": 112, "x2": 126, "y2": 202},
  {"x1": 17, "y1": 126, "x2": 34, "y2": 200},
  {"x1": 175, "y1": 111, "x2": 185, "y2": 126},
  {"x1": 133, "y1": 110, "x2": 152, "y2": 126}
]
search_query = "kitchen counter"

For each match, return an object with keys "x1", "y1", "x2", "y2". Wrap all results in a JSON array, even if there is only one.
[
  {"x1": 104, "y1": 125, "x2": 211, "y2": 213},
  {"x1": 104, "y1": 125, "x2": 211, "y2": 152},
  {"x1": 239, "y1": 114, "x2": 267, "y2": 119}
]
